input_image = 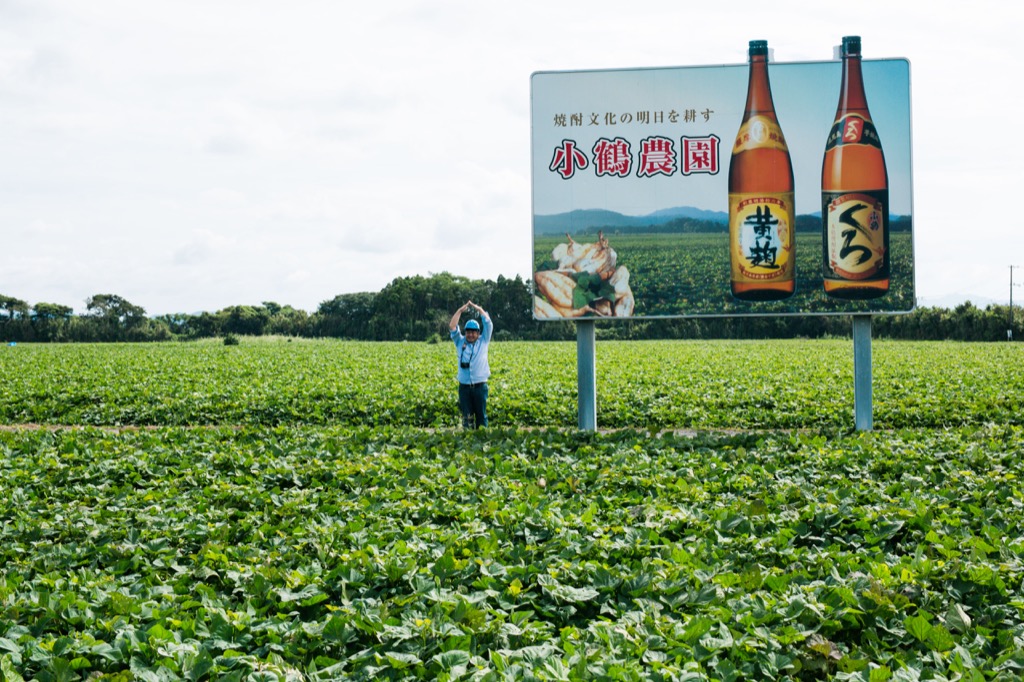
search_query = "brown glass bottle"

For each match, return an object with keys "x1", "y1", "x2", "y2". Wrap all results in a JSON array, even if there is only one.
[
  {"x1": 822, "y1": 35, "x2": 890, "y2": 299},
  {"x1": 729, "y1": 39, "x2": 796, "y2": 301}
]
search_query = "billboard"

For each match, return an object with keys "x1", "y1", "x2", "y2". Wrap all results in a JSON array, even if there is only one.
[{"x1": 530, "y1": 46, "x2": 913, "y2": 320}]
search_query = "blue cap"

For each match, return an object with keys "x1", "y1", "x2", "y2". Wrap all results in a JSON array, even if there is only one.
[{"x1": 465, "y1": 320, "x2": 481, "y2": 332}]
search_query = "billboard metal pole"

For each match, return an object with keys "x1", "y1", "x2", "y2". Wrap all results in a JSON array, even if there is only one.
[
  {"x1": 577, "y1": 320, "x2": 597, "y2": 431},
  {"x1": 852, "y1": 315, "x2": 873, "y2": 431}
]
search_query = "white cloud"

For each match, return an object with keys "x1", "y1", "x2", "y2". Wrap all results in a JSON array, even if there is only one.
[
  {"x1": 0, "y1": 0, "x2": 1021, "y2": 316},
  {"x1": 204, "y1": 133, "x2": 249, "y2": 156}
]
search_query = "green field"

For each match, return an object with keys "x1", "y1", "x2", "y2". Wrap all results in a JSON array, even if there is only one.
[
  {"x1": 1, "y1": 338, "x2": 1020, "y2": 430},
  {"x1": 2, "y1": 339, "x2": 1023, "y2": 680}
]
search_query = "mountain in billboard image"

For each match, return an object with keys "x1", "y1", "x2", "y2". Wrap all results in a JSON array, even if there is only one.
[
  {"x1": 534, "y1": 207, "x2": 728, "y2": 235},
  {"x1": 535, "y1": 207, "x2": 910, "y2": 235}
]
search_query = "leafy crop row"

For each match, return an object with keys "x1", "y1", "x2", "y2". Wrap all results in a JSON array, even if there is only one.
[
  {"x1": 2, "y1": 426, "x2": 1023, "y2": 680},
  {"x1": 1, "y1": 339, "x2": 1021, "y2": 429},
  {"x1": 2, "y1": 340, "x2": 1023, "y2": 680}
]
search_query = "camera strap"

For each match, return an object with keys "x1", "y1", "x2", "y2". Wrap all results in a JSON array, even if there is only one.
[{"x1": 460, "y1": 340, "x2": 476, "y2": 367}]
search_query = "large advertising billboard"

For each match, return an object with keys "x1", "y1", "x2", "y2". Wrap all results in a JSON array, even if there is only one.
[{"x1": 531, "y1": 44, "x2": 913, "y2": 320}]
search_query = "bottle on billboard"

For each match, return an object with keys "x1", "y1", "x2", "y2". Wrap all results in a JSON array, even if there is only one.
[
  {"x1": 822, "y1": 35, "x2": 890, "y2": 299},
  {"x1": 728, "y1": 39, "x2": 796, "y2": 301}
]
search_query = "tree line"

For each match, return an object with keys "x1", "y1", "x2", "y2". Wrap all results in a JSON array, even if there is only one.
[{"x1": 2, "y1": 274, "x2": 1021, "y2": 343}]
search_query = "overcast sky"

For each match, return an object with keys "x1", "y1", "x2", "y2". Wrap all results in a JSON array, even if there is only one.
[{"x1": 1, "y1": 0, "x2": 1017, "y2": 315}]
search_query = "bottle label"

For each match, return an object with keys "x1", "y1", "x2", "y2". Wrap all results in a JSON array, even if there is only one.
[
  {"x1": 823, "y1": 190, "x2": 888, "y2": 280},
  {"x1": 729, "y1": 192, "x2": 795, "y2": 282},
  {"x1": 732, "y1": 116, "x2": 788, "y2": 154},
  {"x1": 825, "y1": 114, "x2": 882, "y2": 152}
]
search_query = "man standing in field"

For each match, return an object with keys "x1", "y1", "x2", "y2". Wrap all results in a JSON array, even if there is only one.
[{"x1": 448, "y1": 301, "x2": 492, "y2": 428}]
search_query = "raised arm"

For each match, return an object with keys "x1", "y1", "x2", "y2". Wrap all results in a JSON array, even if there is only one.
[{"x1": 449, "y1": 302, "x2": 469, "y2": 331}]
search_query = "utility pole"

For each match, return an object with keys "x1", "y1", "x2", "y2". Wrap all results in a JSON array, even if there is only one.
[{"x1": 1011, "y1": 265, "x2": 1020, "y2": 341}]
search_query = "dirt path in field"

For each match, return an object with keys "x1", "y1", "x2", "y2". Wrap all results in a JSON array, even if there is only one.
[
  {"x1": 0, "y1": 423, "x2": 242, "y2": 432},
  {"x1": 0, "y1": 423, "x2": 765, "y2": 437}
]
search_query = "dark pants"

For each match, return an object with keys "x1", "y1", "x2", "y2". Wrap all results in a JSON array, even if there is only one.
[{"x1": 458, "y1": 382, "x2": 488, "y2": 429}]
